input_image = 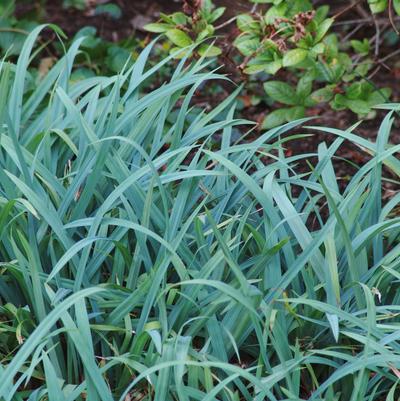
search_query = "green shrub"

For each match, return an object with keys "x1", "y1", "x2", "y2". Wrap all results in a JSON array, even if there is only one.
[
  {"x1": 1, "y1": 28, "x2": 400, "y2": 400},
  {"x1": 368, "y1": 0, "x2": 400, "y2": 14},
  {"x1": 145, "y1": 0, "x2": 225, "y2": 58},
  {"x1": 146, "y1": 0, "x2": 394, "y2": 128}
]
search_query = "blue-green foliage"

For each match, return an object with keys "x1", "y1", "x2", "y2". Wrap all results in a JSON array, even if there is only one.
[{"x1": 0, "y1": 28, "x2": 400, "y2": 401}]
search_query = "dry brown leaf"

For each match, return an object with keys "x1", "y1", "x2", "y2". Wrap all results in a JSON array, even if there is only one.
[{"x1": 38, "y1": 57, "x2": 55, "y2": 79}]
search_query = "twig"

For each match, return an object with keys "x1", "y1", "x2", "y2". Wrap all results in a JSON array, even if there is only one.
[
  {"x1": 334, "y1": 16, "x2": 400, "y2": 26},
  {"x1": 0, "y1": 27, "x2": 29, "y2": 35},
  {"x1": 355, "y1": 3, "x2": 371, "y2": 19},
  {"x1": 380, "y1": 47, "x2": 400, "y2": 63},
  {"x1": 367, "y1": 65, "x2": 382, "y2": 80},
  {"x1": 333, "y1": 0, "x2": 364, "y2": 20},
  {"x1": 373, "y1": 15, "x2": 380, "y2": 57},
  {"x1": 342, "y1": 24, "x2": 364, "y2": 42},
  {"x1": 214, "y1": 16, "x2": 237, "y2": 31}
]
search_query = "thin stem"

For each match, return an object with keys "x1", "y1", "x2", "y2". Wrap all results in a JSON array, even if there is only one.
[
  {"x1": 214, "y1": 16, "x2": 237, "y2": 31},
  {"x1": 0, "y1": 28, "x2": 30, "y2": 35},
  {"x1": 333, "y1": 0, "x2": 364, "y2": 20},
  {"x1": 373, "y1": 15, "x2": 380, "y2": 57},
  {"x1": 334, "y1": 16, "x2": 400, "y2": 26},
  {"x1": 342, "y1": 24, "x2": 364, "y2": 42},
  {"x1": 380, "y1": 47, "x2": 400, "y2": 63}
]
